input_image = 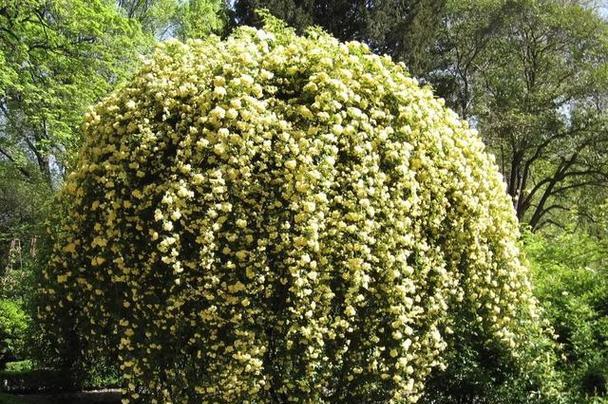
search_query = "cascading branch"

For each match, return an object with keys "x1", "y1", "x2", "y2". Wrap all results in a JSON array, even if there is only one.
[{"x1": 40, "y1": 15, "x2": 538, "y2": 403}]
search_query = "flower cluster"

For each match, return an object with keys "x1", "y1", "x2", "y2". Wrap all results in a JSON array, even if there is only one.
[{"x1": 40, "y1": 18, "x2": 537, "y2": 403}]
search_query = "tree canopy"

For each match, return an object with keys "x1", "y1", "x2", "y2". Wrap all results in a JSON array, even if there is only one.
[
  {"x1": 0, "y1": 0, "x2": 150, "y2": 184},
  {"x1": 434, "y1": 0, "x2": 608, "y2": 229}
]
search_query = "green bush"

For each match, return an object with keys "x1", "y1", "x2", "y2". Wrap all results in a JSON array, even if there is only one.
[
  {"x1": 526, "y1": 231, "x2": 608, "y2": 402},
  {"x1": 421, "y1": 294, "x2": 564, "y2": 404},
  {"x1": 40, "y1": 15, "x2": 539, "y2": 402},
  {"x1": 0, "y1": 300, "x2": 30, "y2": 368}
]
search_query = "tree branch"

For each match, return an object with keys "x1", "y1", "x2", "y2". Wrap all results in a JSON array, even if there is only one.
[{"x1": 0, "y1": 146, "x2": 32, "y2": 179}]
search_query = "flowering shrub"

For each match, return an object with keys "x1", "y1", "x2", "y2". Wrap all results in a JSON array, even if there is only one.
[{"x1": 40, "y1": 16, "x2": 538, "y2": 403}]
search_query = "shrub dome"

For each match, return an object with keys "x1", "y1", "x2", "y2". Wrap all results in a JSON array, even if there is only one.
[{"x1": 41, "y1": 17, "x2": 537, "y2": 403}]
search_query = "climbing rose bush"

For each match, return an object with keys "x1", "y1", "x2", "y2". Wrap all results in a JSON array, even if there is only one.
[{"x1": 40, "y1": 17, "x2": 538, "y2": 403}]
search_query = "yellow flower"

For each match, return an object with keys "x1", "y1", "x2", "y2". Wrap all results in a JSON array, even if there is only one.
[
  {"x1": 62, "y1": 243, "x2": 76, "y2": 254},
  {"x1": 45, "y1": 19, "x2": 537, "y2": 403}
]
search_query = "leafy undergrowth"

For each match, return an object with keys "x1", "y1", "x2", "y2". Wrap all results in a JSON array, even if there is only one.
[{"x1": 525, "y1": 230, "x2": 608, "y2": 402}]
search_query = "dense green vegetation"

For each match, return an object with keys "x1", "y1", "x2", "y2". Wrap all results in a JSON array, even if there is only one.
[
  {"x1": 526, "y1": 230, "x2": 608, "y2": 401},
  {"x1": 0, "y1": 0, "x2": 607, "y2": 402}
]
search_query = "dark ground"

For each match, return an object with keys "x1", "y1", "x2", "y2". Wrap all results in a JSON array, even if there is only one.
[{"x1": 0, "y1": 390, "x2": 121, "y2": 404}]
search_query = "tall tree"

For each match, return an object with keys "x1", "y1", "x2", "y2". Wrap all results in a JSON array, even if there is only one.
[
  {"x1": 116, "y1": 0, "x2": 182, "y2": 38},
  {"x1": 116, "y1": 0, "x2": 228, "y2": 39},
  {"x1": 432, "y1": 0, "x2": 608, "y2": 229},
  {"x1": 0, "y1": 0, "x2": 150, "y2": 185}
]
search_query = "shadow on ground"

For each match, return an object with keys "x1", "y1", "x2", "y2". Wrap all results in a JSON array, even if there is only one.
[{"x1": 0, "y1": 390, "x2": 121, "y2": 403}]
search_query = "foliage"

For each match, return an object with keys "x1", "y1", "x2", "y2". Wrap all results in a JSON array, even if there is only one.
[
  {"x1": 40, "y1": 15, "x2": 539, "y2": 402},
  {"x1": 0, "y1": 165, "x2": 50, "y2": 299},
  {"x1": 3, "y1": 360, "x2": 33, "y2": 374},
  {"x1": 0, "y1": 0, "x2": 151, "y2": 184},
  {"x1": 432, "y1": 0, "x2": 608, "y2": 230},
  {"x1": 525, "y1": 230, "x2": 608, "y2": 401},
  {"x1": 422, "y1": 303, "x2": 564, "y2": 403},
  {"x1": 0, "y1": 166, "x2": 57, "y2": 373},
  {"x1": 0, "y1": 300, "x2": 30, "y2": 367},
  {"x1": 422, "y1": 227, "x2": 608, "y2": 404},
  {"x1": 176, "y1": 0, "x2": 228, "y2": 40},
  {"x1": 117, "y1": 0, "x2": 183, "y2": 38},
  {"x1": 116, "y1": 0, "x2": 228, "y2": 40}
]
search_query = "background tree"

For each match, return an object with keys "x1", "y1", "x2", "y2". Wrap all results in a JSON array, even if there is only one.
[
  {"x1": 116, "y1": 0, "x2": 180, "y2": 37},
  {"x1": 432, "y1": 0, "x2": 608, "y2": 230},
  {"x1": 0, "y1": 0, "x2": 149, "y2": 185},
  {"x1": 525, "y1": 229, "x2": 608, "y2": 400},
  {"x1": 176, "y1": 0, "x2": 228, "y2": 39},
  {"x1": 116, "y1": 0, "x2": 228, "y2": 40}
]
